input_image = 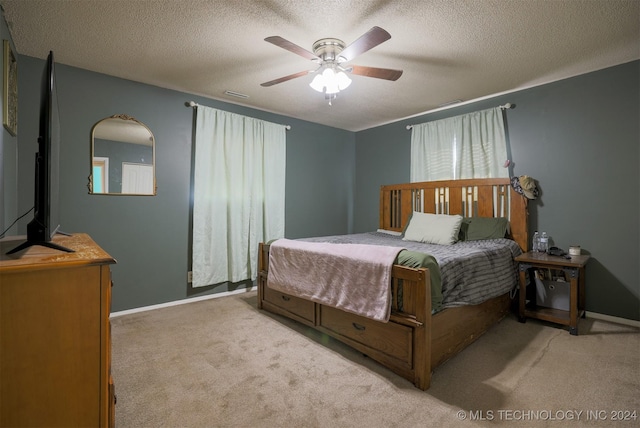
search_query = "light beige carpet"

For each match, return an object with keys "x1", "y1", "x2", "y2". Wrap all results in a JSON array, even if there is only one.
[{"x1": 111, "y1": 291, "x2": 639, "y2": 427}]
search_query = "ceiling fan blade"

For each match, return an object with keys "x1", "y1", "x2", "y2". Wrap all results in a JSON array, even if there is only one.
[
  {"x1": 265, "y1": 36, "x2": 319, "y2": 61},
  {"x1": 348, "y1": 65, "x2": 403, "y2": 81},
  {"x1": 338, "y1": 26, "x2": 391, "y2": 62},
  {"x1": 260, "y1": 70, "x2": 312, "y2": 87}
]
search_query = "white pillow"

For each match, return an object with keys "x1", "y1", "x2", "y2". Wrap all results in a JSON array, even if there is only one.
[{"x1": 402, "y1": 212, "x2": 463, "y2": 245}]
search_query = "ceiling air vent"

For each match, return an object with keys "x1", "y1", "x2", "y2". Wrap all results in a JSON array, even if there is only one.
[{"x1": 224, "y1": 90, "x2": 249, "y2": 99}]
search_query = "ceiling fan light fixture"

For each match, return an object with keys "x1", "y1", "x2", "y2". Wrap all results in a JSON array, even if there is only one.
[
  {"x1": 263, "y1": 27, "x2": 401, "y2": 105},
  {"x1": 336, "y1": 71, "x2": 352, "y2": 90},
  {"x1": 309, "y1": 73, "x2": 326, "y2": 92},
  {"x1": 309, "y1": 67, "x2": 352, "y2": 95},
  {"x1": 323, "y1": 68, "x2": 339, "y2": 94}
]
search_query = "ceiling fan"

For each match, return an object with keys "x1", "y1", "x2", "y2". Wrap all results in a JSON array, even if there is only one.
[{"x1": 261, "y1": 26, "x2": 403, "y2": 103}]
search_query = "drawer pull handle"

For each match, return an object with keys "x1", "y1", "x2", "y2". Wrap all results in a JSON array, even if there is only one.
[
  {"x1": 352, "y1": 322, "x2": 366, "y2": 331},
  {"x1": 281, "y1": 295, "x2": 291, "y2": 302}
]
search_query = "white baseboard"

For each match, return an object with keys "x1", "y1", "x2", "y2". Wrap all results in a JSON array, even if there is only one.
[
  {"x1": 586, "y1": 311, "x2": 640, "y2": 328},
  {"x1": 110, "y1": 289, "x2": 638, "y2": 328},
  {"x1": 110, "y1": 285, "x2": 256, "y2": 318}
]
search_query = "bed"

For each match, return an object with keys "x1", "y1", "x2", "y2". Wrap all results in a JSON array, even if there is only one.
[{"x1": 257, "y1": 178, "x2": 528, "y2": 390}]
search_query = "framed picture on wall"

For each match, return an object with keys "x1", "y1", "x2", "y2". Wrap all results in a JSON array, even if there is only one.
[{"x1": 3, "y1": 39, "x2": 17, "y2": 136}]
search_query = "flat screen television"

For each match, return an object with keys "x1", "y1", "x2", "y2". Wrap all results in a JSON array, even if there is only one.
[{"x1": 7, "y1": 51, "x2": 72, "y2": 254}]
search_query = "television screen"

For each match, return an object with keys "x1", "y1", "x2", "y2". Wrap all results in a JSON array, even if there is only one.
[
  {"x1": 6, "y1": 51, "x2": 71, "y2": 254},
  {"x1": 48, "y1": 58, "x2": 60, "y2": 239}
]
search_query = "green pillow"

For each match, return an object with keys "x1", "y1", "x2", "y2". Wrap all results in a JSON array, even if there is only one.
[{"x1": 458, "y1": 217, "x2": 508, "y2": 241}]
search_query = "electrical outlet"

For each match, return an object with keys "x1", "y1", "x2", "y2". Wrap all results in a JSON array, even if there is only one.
[{"x1": 187, "y1": 271, "x2": 193, "y2": 283}]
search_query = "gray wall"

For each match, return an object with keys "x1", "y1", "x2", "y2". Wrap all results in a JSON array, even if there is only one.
[
  {"x1": 0, "y1": 17, "x2": 18, "y2": 236},
  {"x1": 15, "y1": 56, "x2": 354, "y2": 312},
  {"x1": 354, "y1": 61, "x2": 639, "y2": 321},
  {"x1": 9, "y1": 50, "x2": 638, "y2": 320}
]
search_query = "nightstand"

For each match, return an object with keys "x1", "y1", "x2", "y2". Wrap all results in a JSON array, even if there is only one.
[{"x1": 516, "y1": 251, "x2": 590, "y2": 335}]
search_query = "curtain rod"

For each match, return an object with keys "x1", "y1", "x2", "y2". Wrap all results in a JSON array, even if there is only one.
[
  {"x1": 405, "y1": 102, "x2": 514, "y2": 130},
  {"x1": 187, "y1": 101, "x2": 291, "y2": 130}
]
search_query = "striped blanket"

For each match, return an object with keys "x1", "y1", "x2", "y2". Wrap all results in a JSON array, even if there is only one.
[{"x1": 300, "y1": 231, "x2": 522, "y2": 310}]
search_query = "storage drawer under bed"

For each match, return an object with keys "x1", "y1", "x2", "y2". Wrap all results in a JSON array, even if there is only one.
[
  {"x1": 262, "y1": 285, "x2": 315, "y2": 324},
  {"x1": 319, "y1": 305, "x2": 413, "y2": 365}
]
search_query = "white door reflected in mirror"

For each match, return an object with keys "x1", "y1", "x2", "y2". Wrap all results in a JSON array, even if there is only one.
[{"x1": 122, "y1": 163, "x2": 154, "y2": 194}]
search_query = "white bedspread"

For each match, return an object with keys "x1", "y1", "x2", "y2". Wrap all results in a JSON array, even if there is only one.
[{"x1": 267, "y1": 238, "x2": 404, "y2": 322}]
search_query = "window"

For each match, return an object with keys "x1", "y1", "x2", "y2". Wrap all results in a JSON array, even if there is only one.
[
  {"x1": 191, "y1": 106, "x2": 286, "y2": 286},
  {"x1": 410, "y1": 107, "x2": 509, "y2": 181}
]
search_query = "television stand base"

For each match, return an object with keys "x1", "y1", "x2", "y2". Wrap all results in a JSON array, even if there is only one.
[{"x1": 6, "y1": 240, "x2": 74, "y2": 255}]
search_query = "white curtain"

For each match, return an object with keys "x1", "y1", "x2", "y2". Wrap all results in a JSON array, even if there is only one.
[
  {"x1": 192, "y1": 106, "x2": 286, "y2": 287},
  {"x1": 410, "y1": 107, "x2": 508, "y2": 181}
]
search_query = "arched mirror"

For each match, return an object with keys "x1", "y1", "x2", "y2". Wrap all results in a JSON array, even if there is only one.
[{"x1": 89, "y1": 114, "x2": 156, "y2": 195}]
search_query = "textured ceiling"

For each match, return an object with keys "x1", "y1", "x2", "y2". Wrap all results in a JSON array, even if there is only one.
[{"x1": 1, "y1": 0, "x2": 638, "y2": 131}]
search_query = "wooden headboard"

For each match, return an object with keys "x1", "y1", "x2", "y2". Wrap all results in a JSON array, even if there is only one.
[{"x1": 380, "y1": 178, "x2": 529, "y2": 251}]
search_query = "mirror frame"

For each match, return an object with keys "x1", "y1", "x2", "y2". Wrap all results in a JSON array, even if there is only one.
[{"x1": 88, "y1": 114, "x2": 156, "y2": 195}]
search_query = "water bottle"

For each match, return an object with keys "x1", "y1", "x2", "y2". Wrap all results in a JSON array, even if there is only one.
[
  {"x1": 532, "y1": 231, "x2": 539, "y2": 252},
  {"x1": 540, "y1": 232, "x2": 549, "y2": 253}
]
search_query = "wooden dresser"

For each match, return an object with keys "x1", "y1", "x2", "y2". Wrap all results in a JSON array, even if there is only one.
[{"x1": 0, "y1": 233, "x2": 116, "y2": 427}]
